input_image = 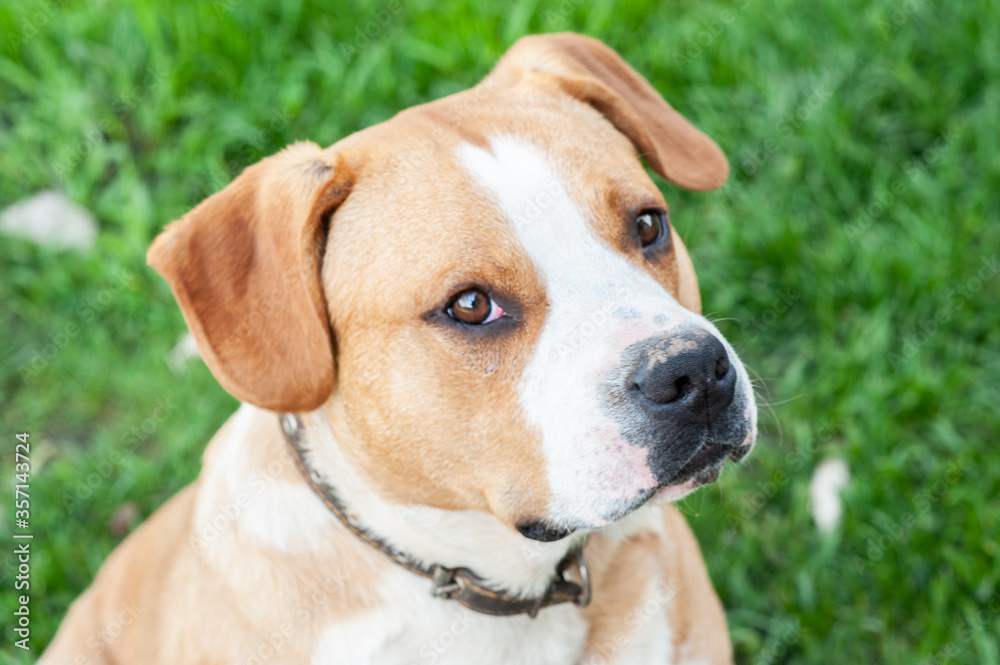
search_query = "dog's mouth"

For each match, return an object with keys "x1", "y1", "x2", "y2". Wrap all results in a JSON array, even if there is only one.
[
  {"x1": 666, "y1": 439, "x2": 729, "y2": 484},
  {"x1": 646, "y1": 439, "x2": 747, "y2": 504},
  {"x1": 529, "y1": 438, "x2": 754, "y2": 541}
]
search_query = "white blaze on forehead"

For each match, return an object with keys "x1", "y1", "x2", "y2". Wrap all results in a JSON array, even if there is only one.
[{"x1": 457, "y1": 136, "x2": 704, "y2": 526}]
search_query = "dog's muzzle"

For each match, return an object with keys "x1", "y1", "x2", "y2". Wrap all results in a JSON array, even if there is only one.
[{"x1": 604, "y1": 326, "x2": 749, "y2": 487}]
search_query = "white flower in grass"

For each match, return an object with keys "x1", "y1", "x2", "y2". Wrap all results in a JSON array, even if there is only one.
[{"x1": 809, "y1": 458, "x2": 850, "y2": 533}]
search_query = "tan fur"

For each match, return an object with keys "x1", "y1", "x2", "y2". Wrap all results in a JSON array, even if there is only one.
[
  {"x1": 581, "y1": 524, "x2": 669, "y2": 659},
  {"x1": 580, "y1": 507, "x2": 730, "y2": 662},
  {"x1": 661, "y1": 507, "x2": 734, "y2": 663},
  {"x1": 43, "y1": 33, "x2": 737, "y2": 664}
]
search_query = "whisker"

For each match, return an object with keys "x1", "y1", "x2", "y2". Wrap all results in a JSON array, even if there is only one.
[
  {"x1": 740, "y1": 363, "x2": 784, "y2": 446},
  {"x1": 762, "y1": 394, "x2": 805, "y2": 407},
  {"x1": 704, "y1": 314, "x2": 741, "y2": 325}
]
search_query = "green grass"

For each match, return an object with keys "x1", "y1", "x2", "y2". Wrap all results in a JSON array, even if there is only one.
[{"x1": 1, "y1": 0, "x2": 998, "y2": 662}]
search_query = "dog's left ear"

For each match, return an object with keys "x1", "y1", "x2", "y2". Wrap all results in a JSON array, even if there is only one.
[
  {"x1": 148, "y1": 142, "x2": 353, "y2": 412},
  {"x1": 488, "y1": 33, "x2": 729, "y2": 191}
]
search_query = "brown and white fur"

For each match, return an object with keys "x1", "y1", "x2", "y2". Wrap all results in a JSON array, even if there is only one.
[{"x1": 42, "y1": 33, "x2": 757, "y2": 665}]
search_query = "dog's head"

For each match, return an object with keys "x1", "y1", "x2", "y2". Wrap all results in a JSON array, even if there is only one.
[{"x1": 149, "y1": 34, "x2": 756, "y2": 541}]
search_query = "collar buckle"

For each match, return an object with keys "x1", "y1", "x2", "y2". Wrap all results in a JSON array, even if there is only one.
[{"x1": 431, "y1": 564, "x2": 463, "y2": 599}]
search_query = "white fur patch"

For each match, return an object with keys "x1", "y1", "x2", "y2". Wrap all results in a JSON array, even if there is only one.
[
  {"x1": 310, "y1": 609, "x2": 401, "y2": 664},
  {"x1": 237, "y1": 480, "x2": 338, "y2": 552},
  {"x1": 312, "y1": 566, "x2": 587, "y2": 664},
  {"x1": 204, "y1": 404, "x2": 338, "y2": 552}
]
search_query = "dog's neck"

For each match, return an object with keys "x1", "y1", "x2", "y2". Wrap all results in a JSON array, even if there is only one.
[{"x1": 299, "y1": 406, "x2": 592, "y2": 597}]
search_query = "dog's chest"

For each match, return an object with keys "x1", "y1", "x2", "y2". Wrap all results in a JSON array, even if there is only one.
[
  {"x1": 309, "y1": 570, "x2": 588, "y2": 664},
  {"x1": 307, "y1": 566, "x2": 675, "y2": 665}
]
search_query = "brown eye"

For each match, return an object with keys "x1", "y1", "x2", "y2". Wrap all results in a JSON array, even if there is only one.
[
  {"x1": 636, "y1": 210, "x2": 666, "y2": 248},
  {"x1": 447, "y1": 288, "x2": 504, "y2": 325}
]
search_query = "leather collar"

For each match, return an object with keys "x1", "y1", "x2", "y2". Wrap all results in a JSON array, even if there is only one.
[{"x1": 279, "y1": 414, "x2": 591, "y2": 618}]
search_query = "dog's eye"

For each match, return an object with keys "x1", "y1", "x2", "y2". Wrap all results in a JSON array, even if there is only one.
[
  {"x1": 447, "y1": 288, "x2": 505, "y2": 325},
  {"x1": 636, "y1": 209, "x2": 668, "y2": 248}
]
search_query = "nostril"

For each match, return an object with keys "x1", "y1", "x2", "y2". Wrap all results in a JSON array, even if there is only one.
[
  {"x1": 670, "y1": 376, "x2": 691, "y2": 403},
  {"x1": 714, "y1": 355, "x2": 730, "y2": 380}
]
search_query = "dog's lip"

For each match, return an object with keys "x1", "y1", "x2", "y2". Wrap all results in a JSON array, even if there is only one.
[
  {"x1": 618, "y1": 437, "x2": 752, "y2": 517},
  {"x1": 727, "y1": 442, "x2": 753, "y2": 463},
  {"x1": 691, "y1": 463, "x2": 723, "y2": 485},
  {"x1": 647, "y1": 440, "x2": 733, "y2": 505},
  {"x1": 671, "y1": 459, "x2": 723, "y2": 489},
  {"x1": 666, "y1": 439, "x2": 729, "y2": 486},
  {"x1": 646, "y1": 461, "x2": 723, "y2": 505}
]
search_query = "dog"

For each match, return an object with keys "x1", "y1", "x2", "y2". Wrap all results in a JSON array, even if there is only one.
[{"x1": 42, "y1": 33, "x2": 757, "y2": 665}]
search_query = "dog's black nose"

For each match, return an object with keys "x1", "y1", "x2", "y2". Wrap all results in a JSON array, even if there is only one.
[
  {"x1": 604, "y1": 327, "x2": 745, "y2": 486},
  {"x1": 628, "y1": 329, "x2": 736, "y2": 425}
]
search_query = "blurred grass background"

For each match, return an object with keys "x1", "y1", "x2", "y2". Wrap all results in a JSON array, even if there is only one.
[{"x1": 1, "y1": 0, "x2": 998, "y2": 662}]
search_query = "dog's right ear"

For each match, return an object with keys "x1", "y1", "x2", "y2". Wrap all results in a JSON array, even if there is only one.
[{"x1": 148, "y1": 142, "x2": 354, "y2": 413}]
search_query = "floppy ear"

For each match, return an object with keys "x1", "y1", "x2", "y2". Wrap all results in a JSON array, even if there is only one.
[
  {"x1": 148, "y1": 142, "x2": 353, "y2": 412},
  {"x1": 488, "y1": 33, "x2": 729, "y2": 191}
]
